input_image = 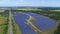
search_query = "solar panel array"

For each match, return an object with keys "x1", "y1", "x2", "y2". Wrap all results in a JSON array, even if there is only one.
[{"x1": 13, "y1": 12, "x2": 56, "y2": 34}]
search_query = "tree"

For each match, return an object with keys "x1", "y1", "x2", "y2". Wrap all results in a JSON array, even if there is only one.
[{"x1": 54, "y1": 20, "x2": 60, "y2": 34}]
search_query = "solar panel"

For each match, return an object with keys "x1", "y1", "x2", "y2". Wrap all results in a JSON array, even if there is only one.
[
  {"x1": 13, "y1": 13, "x2": 37, "y2": 34},
  {"x1": 13, "y1": 12, "x2": 56, "y2": 34},
  {"x1": 26, "y1": 12, "x2": 56, "y2": 30}
]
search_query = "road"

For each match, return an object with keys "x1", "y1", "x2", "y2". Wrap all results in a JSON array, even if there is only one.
[{"x1": 9, "y1": 9, "x2": 13, "y2": 34}]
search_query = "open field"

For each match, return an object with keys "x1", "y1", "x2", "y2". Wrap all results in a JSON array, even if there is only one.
[
  {"x1": 50, "y1": 10, "x2": 60, "y2": 12},
  {"x1": 0, "y1": 10, "x2": 9, "y2": 34}
]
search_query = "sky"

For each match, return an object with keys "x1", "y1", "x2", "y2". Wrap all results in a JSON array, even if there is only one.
[{"x1": 0, "y1": 0, "x2": 60, "y2": 7}]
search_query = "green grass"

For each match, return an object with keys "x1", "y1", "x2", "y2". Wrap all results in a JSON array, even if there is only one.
[
  {"x1": 50, "y1": 10, "x2": 60, "y2": 12},
  {"x1": 0, "y1": 11, "x2": 9, "y2": 34}
]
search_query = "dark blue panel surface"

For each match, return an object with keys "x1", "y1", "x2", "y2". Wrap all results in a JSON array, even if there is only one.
[
  {"x1": 13, "y1": 13, "x2": 37, "y2": 34},
  {"x1": 26, "y1": 12, "x2": 56, "y2": 30}
]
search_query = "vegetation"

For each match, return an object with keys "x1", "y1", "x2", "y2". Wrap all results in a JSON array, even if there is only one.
[
  {"x1": 0, "y1": 11, "x2": 9, "y2": 34},
  {"x1": 54, "y1": 22, "x2": 60, "y2": 34}
]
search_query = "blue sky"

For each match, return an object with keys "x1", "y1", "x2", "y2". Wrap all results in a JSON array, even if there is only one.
[{"x1": 0, "y1": 0, "x2": 60, "y2": 7}]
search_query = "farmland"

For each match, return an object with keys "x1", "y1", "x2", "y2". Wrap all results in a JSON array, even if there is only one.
[{"x1": 0, "y1": 10, "x2": 9, "y2": 34}]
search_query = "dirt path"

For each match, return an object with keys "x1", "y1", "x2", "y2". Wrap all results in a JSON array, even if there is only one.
[
  {"x1": 20, "y1": 12, "x2": 47, "y2": 34},
  {"x1": 26, "y1": 15, "x2": 47, "y2": 34}
]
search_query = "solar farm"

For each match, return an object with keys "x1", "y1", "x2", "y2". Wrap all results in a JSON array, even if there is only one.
[{"x1": 0, "y1": 8, "x2": 60, "y2": 34}]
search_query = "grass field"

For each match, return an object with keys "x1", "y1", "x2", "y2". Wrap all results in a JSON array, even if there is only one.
[
  {"x1": 50, "y1": 10, "x2": 60, "y2": 12},
  {"x1": 0, "y1": 11, "x2": 9, "y2": 34},
  {"x1": 0, "y1": 16, "x2": 6, "y2": 34}
]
